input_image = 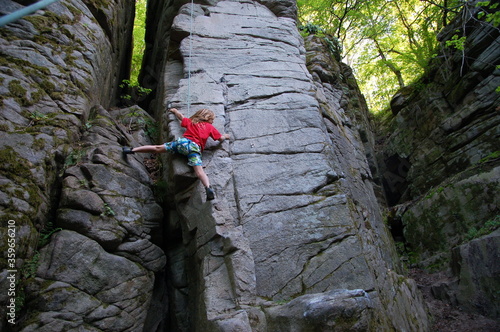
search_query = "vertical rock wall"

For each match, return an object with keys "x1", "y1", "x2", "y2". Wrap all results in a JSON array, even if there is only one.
[
  {"x1": 0, "y1": 0, "x2": 437, "y2": 330},
  {"x1": 145, "y1": 0, "x2": 429, "y2": 330},
  {"x1": 378, "y1": 2, "x2": 500, "y2": 319},
  {"x1": 0, "y1": 0, "x2": 167, "y2": 330}
]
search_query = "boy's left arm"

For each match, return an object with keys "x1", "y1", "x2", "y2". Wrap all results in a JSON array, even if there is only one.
[{"x1": 218, "y1": 133, "x2": 230, "y2": 142}]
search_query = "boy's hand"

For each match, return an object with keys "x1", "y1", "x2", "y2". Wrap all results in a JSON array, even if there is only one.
[{"x1": 169, "y1": 108, "x2": 184, "y2": 120}]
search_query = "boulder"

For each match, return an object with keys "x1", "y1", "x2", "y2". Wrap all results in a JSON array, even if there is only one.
[
  {"x1": 21, "y1": 230, "x2": 153, "y2": 331},
  {"x1": 265, "y1": 289, "x2": 372, "y2": 332},
  {"x1": 432, "y1": 229, "x2": 500, "y2": 318}
]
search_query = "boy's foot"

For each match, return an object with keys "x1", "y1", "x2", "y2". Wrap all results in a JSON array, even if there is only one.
[
  {"x1": 122, "y1": 147, "x2": 135, "y2": 155},
  {"x1": 206, "y1": 187, "x2": 215, "y2": 201}
]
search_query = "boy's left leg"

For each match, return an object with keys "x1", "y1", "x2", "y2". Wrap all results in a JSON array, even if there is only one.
[
  {"x1": 193, "y1": 165, "x2": 210, "y2": 188},
  {"x1": 122, "y1": 144, "x2": 167, "y2": 154},
  {"x1": 193, "y1": 165, "x2": 215, "y2": 200}
]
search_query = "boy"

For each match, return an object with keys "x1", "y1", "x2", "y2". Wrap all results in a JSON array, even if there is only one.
[{"x1": 123, "y1": 107, "x2": 229, "y2": 200}]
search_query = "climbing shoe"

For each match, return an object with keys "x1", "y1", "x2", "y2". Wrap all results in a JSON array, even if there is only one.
[
  {"x1": 122, "y1": 147, "x2": 135, "y2": 155},
  {"x1": 206, "y1": 187, "x2": 215, "y2": 201}
]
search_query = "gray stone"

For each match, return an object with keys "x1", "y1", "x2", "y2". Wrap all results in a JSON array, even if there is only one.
[
  {"x1": 146, "y1": 0, "x2": 429, "y2": 330},
  {"x1": 379, "y1": 3, "x2": 500, "y2": 319},
  {"x1": 265, "y1": 289, "x2": 372, "y2": 332},
  {"x1": 30, "y1": 230, "x2": 154, "y2": 331},
  {"x1": 451, "y1": 230, "x2": 500, "y2": 318},
  {"x1": 115, "y1": 238, "x2": 167, "y2": 272},
  {"x1": 402, "y1": 166, "x2": 500, "y2": 261},
  {"x1": 0, "y1": 0, "x2": 136, "y2": 326}
]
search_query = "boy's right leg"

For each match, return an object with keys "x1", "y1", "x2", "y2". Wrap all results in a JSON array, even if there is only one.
[{"x1": 129, "y1": 145, "x2": 167, "y2": 154}]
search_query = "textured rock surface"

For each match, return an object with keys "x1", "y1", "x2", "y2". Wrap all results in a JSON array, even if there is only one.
[
  {"x1": 431, "y1": 229, "x2": 500, "y2": 319},
  {"x1": 0, "y1": 0, "x2": 461, "y2": 331},
  {"x1": 379, "y1": 3, "x2": 499, "y2": 205},
  {"x1": 264, "y1": 289, "x2": 372, "y2": 331},
  {"x1": 24, "y1": 230, "x2": 155, "y2": 331},
  {"x1": 16, "y1": 105, "x2": 166, "y2": 330},
  {"x1": 144, "y1": 0, "x2": 429, "y2": 330},
  {"x1": 0, "y1": 1, "x2": 165, "y2": 331},
  {"x1": 378, "y1": 2, "x2": 500, "y2": 320}
]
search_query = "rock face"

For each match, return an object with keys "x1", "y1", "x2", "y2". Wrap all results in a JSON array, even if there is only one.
[
  {"x1": 0, "y1": 0, "x2": 166, "y2": 331},
  {"x1": 144, "y1": 0, "x2": 428, "y2": 330},
  {"x1": 432, "y1": 229, "x2": 500, "y2": 318},
  {"x1": 378, "y1": 1, "x2": 500, "y2": 320},
  {"x1": 0, "y1": 0, "x2": 435, "y2": 331}
]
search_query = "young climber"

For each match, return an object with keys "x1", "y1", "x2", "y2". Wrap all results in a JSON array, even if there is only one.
[{"x1": 123, "y1": 107, "x2": 230, "y2": 200}]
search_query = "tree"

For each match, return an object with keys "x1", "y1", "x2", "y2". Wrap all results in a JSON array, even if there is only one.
[
  {"x1": 131, "y1": 0, "x2": 147, "y2": 85},
  {"x1": 297, "y1": 0, "x2": 463, "y2": 112}
]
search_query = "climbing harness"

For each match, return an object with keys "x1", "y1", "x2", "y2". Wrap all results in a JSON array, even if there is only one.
[{"x1": 0, "y1": 0, "x2": 61, "y2": 28}]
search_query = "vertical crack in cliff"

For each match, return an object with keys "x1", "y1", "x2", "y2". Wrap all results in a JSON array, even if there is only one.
[{"x1": 83, "y1": 1, "x2": 114, "y2": 45}]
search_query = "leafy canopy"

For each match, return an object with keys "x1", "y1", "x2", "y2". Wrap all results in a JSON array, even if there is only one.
[
  {"x1": 129, "y1": 1, "x2": 499, "y2": 111},
  {"x1": 130, "y1": 0, "x2": 147, "y2": 85},
  {"x1": 297, "y1": 0, "x2": 466, "y2": 112}
]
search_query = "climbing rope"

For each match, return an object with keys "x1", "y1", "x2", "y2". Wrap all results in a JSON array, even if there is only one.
[
  {"x1": 0, "y1": 0, "x2": 61, "y2": 28},
  {"x1": 186, "y1": 0, "x2": 195, "y2": 114}
]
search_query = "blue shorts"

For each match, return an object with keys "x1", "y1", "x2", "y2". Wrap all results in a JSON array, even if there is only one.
[{"x1": 164, "y1": 137, "x2": 202, "y2": 166}]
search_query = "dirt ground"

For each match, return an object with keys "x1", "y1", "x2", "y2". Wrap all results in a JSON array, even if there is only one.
[{"x1": 409, "y1": 269, "x2": 499, "y2": 332}]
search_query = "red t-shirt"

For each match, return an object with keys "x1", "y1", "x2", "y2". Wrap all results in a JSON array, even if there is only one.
[{"x1": 181, "y1": 117, "x2": 222, "y2": 151}]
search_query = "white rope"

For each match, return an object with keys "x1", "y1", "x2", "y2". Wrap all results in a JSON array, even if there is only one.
[
  {"x1": 187, "y1": 0, "x2": 195, "y2": 113},
  {"x1": 0, "y1": 0, "x2": 61, "y2": 27}
]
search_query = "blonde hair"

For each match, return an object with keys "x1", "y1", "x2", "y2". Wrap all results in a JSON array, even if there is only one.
[{"x1": 190, "y1": 109, "x2": 215, "y2": 124}]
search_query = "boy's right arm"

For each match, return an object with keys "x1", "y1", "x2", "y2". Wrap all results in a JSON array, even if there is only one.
[{"x1": 169, "y1": 108, "x2": 184, "y2": 121}]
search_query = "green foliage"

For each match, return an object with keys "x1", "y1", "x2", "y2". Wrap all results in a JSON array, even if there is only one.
[
  {"x1": 29, "y1": 111, "x2": 48, "y2": 123},
  {"x1": 20, "y1": 252, "x2": 40, "y2": 280},
  {"x1": 477, "y1": 1, "x2": 500, "y2": 26},
  {"x1": 446, "y1": 32, "x2": 467, "y2": 51},
  {"x1": 142, "y1": 117, "x2": 159, "y2": 141},
  {"x1": 478, "y1": 150, "x2": 500, "y2": 164},
  {"x1": 119, "y1": 79, "x2": 152, "y2": 104},
  {"x1": 299, "y1": 23, "x2": 343, "y2": 60},
  {"x1": 299, "y1": 22, "x2": 324, "y2": 35},
  {"x1": 425, "y1": 186, "x2": 446, "y2": 199},
  {"x1": 274, "y1": 298, "x2": 292, "y2": 305},
  {"x1": 63, "y1": 148, "x2": 85, "y2": 170},
  {"x1": 16, "y1": 251, "x2": 41, "y2": 312},
  {"x1": 84, "y1": 121, "x2": 93, "y2": 130},
  {"x1": 130, "y1": 0, "x2": 147, "y2": 85},
  {"x1": 395, "y1": 241, "x2": 420, "y2": 270},
  {"x1": 101, "y1": 203, "x2": 116, "y2": 217},
  {"x1": 121, "y1": 108, "x2": 158, "y2": 141},
  {"x1": 296, "y1": 0, "x2": 468, "y2": 112},
  {"x1": 464, "y1": 215, "x2": 500, "y2": 242},
  {"x1": 119, "y1": 79, "x2": 152, "y2": 97},
  {"x1": 324, "y1": 36, "x2": 343, "y2": 61},
  {"x1": 38, "y1": 221, "x2": 62, "y2": 248}
]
